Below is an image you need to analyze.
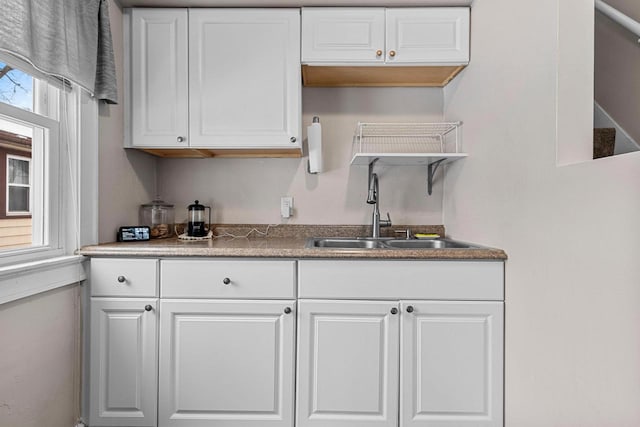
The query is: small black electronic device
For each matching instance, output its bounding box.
[117,226,151,242]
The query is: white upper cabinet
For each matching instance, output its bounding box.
[302,7,469,65]
[126,8,301,154]
[189,9,301,149]
[301,8,386,63]
[386,8,469,64]
[128,9,189,148]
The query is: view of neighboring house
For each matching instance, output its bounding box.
[0,129,32,249]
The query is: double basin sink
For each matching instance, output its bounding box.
[306,237,479,250]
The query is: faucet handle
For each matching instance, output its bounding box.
[395,229,412,239]
[381,212,392,228]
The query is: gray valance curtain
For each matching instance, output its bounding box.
[0,0,118,104]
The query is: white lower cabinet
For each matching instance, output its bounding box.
[89,298,159,427]
[158,299,296,427]
[296,260,504,427]
[296,300,400,427]
[88,258,503,427]
[88,258,159,427]
[400,301,503,427]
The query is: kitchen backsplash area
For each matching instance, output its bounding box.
[157,86,448,227]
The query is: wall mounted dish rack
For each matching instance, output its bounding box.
[351,122,467,195]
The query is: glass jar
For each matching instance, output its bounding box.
[139,198,175,239]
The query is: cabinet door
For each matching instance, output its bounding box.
[386,8,470,64]
[89,298,158,427]
[159,299,296,427]
[129,9,189,147]
[297,300,399,427]
[301,8,386,63]
[400,301,503,427]
[189,9,301,149]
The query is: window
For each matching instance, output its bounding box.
[0,52,98,303]
[0,55,60,258]
[7,155,31,214]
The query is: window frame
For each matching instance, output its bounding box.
[0,50,97,303]
[0,53,69,266]
[6,154,32,216]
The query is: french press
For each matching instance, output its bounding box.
[187,200,211,237]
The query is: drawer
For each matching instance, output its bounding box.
[298,260,504,301]
[161,259,296,298]
[90,258,159,297]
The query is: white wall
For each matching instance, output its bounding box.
[159,87,445,226]
[98,0,157,243]
[444,0,640,425]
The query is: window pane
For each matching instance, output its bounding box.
[0,62,34,112]
[8,158,29,185]
[8,186,29,212]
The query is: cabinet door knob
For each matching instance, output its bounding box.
[284,307,292,314]
[290,136,297,143]
[376,49,383,57]
[117,276,126,283]
[406,305,414,313]
[389,50,396,58]
[177,136,185,143]
[145,305,153,312]
[390,307,398,315]
[222,277,231,285]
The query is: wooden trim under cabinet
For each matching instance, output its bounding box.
[302,64,466,87]
[135,148,303,159]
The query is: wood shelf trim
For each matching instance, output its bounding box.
[302,65,466,87]
[137,148,302,159]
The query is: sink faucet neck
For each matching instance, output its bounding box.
[366,162,391,238]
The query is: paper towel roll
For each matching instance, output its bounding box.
[307,116,323,174]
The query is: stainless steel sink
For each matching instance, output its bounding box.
[306,238,388,249]
[305,237,479,250]
[383,239,476,249]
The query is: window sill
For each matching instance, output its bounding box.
[0,255,86,305]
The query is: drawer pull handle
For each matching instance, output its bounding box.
[117,276,126,283]
[145,305,153,312]
[284,307,292,314]
[222,277,231,285]
[390,307,398,315]
[406,305,414,313]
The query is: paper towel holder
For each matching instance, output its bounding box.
[306,116,323,174]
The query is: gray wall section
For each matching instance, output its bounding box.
[595,0,640,144]
[0,285,82,427]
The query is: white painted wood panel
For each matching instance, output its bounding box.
[91,258,159,297]
[301,8,386,62]
[298,260,504,300]
[159,299,295,427]
[130,9,189,147]
[386,8,470,64]
[296,300,399,427]
[161,259,296,298]
[89,298,158,427]
[189,9,301,149]
[400,301,503,427]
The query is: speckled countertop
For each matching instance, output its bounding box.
[78,224,507,260]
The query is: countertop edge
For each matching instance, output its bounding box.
[77,246,508,260]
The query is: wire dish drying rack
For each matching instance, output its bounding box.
[351,122,467,194]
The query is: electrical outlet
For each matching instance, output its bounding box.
[281,196,293,218]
